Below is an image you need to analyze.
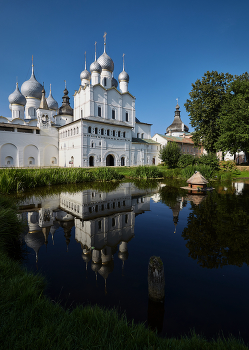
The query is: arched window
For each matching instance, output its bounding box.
[103,77,107,87]
[81,109,83,118]
[141,133,144,139]
[118,131,120,137]
[126,112,128,122]
[77,127,79,134]
[113,130,115,137]
[112,109,115,119]
[95,127,98,134]
[66,131,67,137]
[98,106,101,117]
[137,133,140,138]
[88,126,91,133]
[107,129,110,136]
[123,132,126,138]
[101,128,104,135]
[91,142,94,148]
[74,128,75,135]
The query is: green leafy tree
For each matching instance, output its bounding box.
[216,72,249,161]
[184,71,233,154]
[159,142,181,168]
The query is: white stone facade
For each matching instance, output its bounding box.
[1,41,160,168]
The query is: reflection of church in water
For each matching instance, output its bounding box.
[20,183,161,289]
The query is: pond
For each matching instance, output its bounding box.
[18,180,249,342]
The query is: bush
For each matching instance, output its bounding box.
[181,164,214,180]
[177,154,195,168]
[131,166,163,179]
[159,142,181,168]
[219,160,237,172]
[196,153,220,170]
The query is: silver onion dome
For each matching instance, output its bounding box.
[8,83,26,106]
[21,65,43,99]
[97,52,114,72]
[118,70,129,82]
[90,60,102,73]
[112,77,118,88]
[46,86,58,110]
[80,69,91,81]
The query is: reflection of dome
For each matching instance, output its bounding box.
[98,260,114,280]
[24,231,45,262]
[97,52,114,72]
[91,261,102,272]
[8,83,26,105]
[21,64,43,99]
[118,251,129,261]
[118,70,129,82]
[82,252,92,263]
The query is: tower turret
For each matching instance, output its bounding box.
[118,53,129,93]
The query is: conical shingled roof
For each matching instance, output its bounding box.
[187,171,208,185]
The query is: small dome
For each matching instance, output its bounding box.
[90,60,102,73]
[97,52,114,72]
[80,69,91,81]
[111,77,118,88]
[8,83,26,106]
[46,86,58,110]
[118,70,129,82]
[91,261,102,272]
[21,65,43,99]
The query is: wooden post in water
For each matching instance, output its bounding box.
[147,256,165,332]
[148,256,165,302]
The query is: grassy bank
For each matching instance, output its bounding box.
[0,197,248,349]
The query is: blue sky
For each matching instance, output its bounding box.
[1,0,249,135]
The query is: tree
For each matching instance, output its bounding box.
[184,71,233,154]
[159,142,181,168]
[216,72,249,161]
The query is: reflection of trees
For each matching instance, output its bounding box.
[182,191,249,268]
[160,184,186,208]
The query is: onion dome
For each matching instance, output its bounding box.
[80,52,91,80]
[111,76,118,88]
[97,43,114,72]
[21,61,43,99]
[80,69,91,80]
[118,70,129,82]
[98,260,114,280]
[118,251,129,261]
[82,252,92,263]
[8,83,26,106]
[58,86,73,116]
[46,84,58,110]
[90,60,102,73]
[118,54,129,82]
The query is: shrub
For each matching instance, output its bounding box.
[196,153,219,170]
[131,166,163,179]
[177,154,195,168]
[181,164,214,180]
[159,142,181,168]
[219,160,237,172]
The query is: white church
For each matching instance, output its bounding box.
[1,35,162,168]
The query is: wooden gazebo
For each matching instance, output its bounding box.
[187,171,208,190]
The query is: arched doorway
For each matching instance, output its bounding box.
[89,156,94,167]
[121,157,125,166]
[106,154,114,166]
[152,157,156,165]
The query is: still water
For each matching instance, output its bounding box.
[19,180,249,341]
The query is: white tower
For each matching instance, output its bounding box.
[90,42,102,86]
[97,32,114,89]
[8,82,26,120]
[21,56,43,119]
[118,53,129,93]
[80,52,91,87]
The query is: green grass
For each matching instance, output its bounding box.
[233,170,249,178]
[0,194,249,349]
